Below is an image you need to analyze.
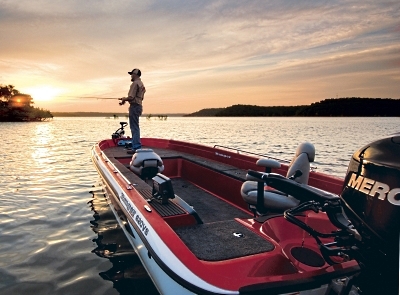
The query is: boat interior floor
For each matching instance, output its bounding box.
[171,178,250,223]
[175,219,274,261]
[104,146,276,261]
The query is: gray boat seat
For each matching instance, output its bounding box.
[129,149,164,179]
[240,142,315,212]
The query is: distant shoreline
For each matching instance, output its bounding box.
[52,112,186,117]
[185,97,400,117]
[51,97,400,117]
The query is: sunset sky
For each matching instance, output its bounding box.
[1,0,399,114]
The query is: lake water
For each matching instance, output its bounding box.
[0,116,398,295]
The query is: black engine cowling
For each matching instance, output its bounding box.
[340,133,400,294]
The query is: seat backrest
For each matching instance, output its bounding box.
[130,149,164,178]
[286,142,315,184]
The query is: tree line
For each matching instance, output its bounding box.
[0,85,53,122]
[185,97,400,117]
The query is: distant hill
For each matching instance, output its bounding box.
[216,105,304,116]
[185,108,224,116]
[185,97,400,117]
[297,97,400,116]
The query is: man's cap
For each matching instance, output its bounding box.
[128,69,141,77]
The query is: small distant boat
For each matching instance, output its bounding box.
[91,122,399,295]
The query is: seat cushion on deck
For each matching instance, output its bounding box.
[240,142,315,212]
[129,149,164,176]
[240,181,300,211]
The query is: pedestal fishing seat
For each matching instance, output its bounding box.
[129,149,164,179]
[241,142,315,214]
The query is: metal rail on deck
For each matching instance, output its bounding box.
[213,145,318,171]
[213,145,291,163]
[101,151,135,189]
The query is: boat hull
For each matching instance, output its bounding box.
[104,186,198,295]
[91,138,359,295]
[92,147,240,295]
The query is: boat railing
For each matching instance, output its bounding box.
[213,144,317,171]
[213,144,291,163]
[101,151,134,189]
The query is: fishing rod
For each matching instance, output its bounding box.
[59,95,128,105]
[58,95,132,106]
[59,96,122,100]
[80,96,122,100]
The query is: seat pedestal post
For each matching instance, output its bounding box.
[256,167,272,214]
[256,181,265,214]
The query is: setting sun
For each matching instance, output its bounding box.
[25,85,62,102]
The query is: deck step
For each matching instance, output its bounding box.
[138,189,186,217]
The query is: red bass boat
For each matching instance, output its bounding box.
[91,122,399,295]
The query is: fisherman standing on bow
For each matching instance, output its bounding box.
[119,68,146,154]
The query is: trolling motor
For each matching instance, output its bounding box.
[111,122,132,147]
[112,121,128,139]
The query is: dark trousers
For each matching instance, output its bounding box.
[128,104,143,149]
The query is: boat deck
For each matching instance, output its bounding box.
[92,139,361,293]
[102,145,275,261]
[104,145,249,182]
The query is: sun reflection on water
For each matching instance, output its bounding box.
[31,123,57,166]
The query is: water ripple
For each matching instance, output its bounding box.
[0,117,399,294]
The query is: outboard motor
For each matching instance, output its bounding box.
[340,133,400,294]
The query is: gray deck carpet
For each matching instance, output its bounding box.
[171,178,250,223]
[106,148,272,261]
[175,220,274,261]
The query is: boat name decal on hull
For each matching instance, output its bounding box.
[120,192,149,236]
[215,152,231,159]
[135,214,149,236]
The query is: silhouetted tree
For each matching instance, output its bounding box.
[0,84,53,121]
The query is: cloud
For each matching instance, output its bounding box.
[1,0,399,113]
